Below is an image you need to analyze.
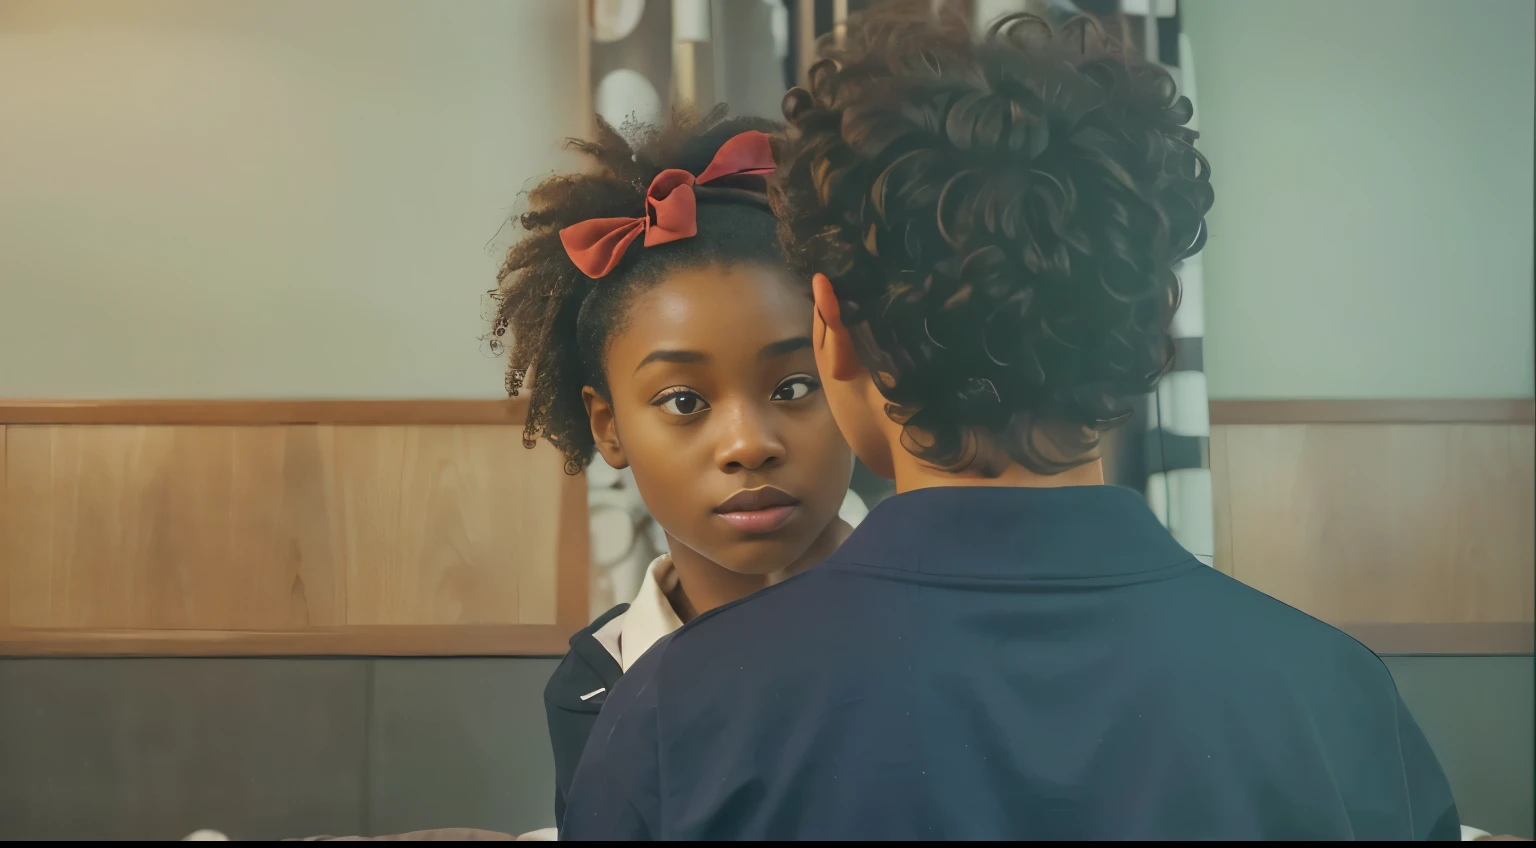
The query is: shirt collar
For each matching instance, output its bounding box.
[618,554,685,671]
[828,484,1198,581]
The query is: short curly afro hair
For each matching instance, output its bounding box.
[770,9,1213,476]
[491,106,786,474]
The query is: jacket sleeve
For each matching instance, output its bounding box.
[541,606,627,828]
[1393,693,1461,841]
[545,659,606,828]
[559,638,666,841]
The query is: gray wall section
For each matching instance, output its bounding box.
[0,657,560,840]
[367,659,559,837]
[0,656,1528,839]
[1383,655,1535,839]
[0,658,372,840]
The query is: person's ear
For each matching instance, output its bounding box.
[582,386,628,469]
[811,273,863,382]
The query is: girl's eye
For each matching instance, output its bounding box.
[771,376,820,402]
[654,391,709,416]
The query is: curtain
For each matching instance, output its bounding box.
[1135,3,1215,566]
[1084,0,1215,565]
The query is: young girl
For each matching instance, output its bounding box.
[489,108,855,832]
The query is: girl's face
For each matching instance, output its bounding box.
[584,262,853,576]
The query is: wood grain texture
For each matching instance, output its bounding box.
[4,425,315,630]
[0,399,527,425]
[1216,423,1535,633]
[0,422,582,656]
[318,426,562,627]
[1209,399,1534,425]
[555,462,591,636]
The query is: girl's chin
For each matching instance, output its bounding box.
[705,537,819,577]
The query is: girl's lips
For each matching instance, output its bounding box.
[714,485,799,513]
[714,504,798,535]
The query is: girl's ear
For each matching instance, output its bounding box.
[583,386,628,469]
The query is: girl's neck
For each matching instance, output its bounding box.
[662,517,852,623]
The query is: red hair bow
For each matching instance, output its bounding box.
[558,130,775,279]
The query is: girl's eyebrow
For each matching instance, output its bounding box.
[634,349,707,373]
[760,336,812,358]
[635,336,810,374]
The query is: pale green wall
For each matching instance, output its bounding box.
[0,0,583,399]
[1184,0,1534,400]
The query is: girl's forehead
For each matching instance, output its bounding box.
[616,265,812,352]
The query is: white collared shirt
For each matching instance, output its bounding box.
[590,554,685,673]
[586,489,870,672]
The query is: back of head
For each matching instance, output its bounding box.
[770,8,1213,475]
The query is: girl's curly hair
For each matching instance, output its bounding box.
[770,10,1213,475]
[490,106,786,474]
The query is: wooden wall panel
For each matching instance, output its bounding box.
[5,426,326,630]
[321,425,562,627]
[0,412,584,656]
[1215,423,1534,630]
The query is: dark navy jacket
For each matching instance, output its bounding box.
[561,486,1459,840]
[544,603,628,826]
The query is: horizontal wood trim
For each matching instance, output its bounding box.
[1209,399,1534,425]
[7,623,1520,658]
[1340,622,1534,656]
[8,398,1529,426]
[12,398,1526,425]
[0,625,571,658]
[0,398,528,425]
